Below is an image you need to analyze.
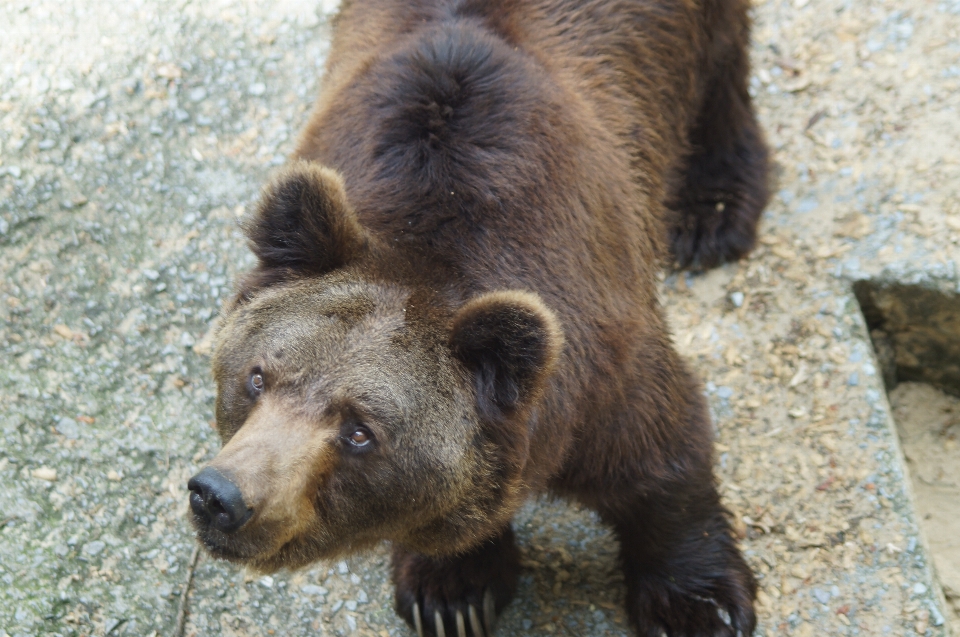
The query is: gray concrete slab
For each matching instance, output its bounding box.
[1,0,958,636]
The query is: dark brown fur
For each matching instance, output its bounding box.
[190,1,769,635]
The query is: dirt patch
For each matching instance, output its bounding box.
[890,382,960,633]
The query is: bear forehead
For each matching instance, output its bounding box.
[246,280,405,322]
[232,280,409,328]
[219,279,425,369]
[214,279,460,424]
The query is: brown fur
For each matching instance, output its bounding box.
[189,1,770,635]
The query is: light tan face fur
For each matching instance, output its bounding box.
[204,395,340,563]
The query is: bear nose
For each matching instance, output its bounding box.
[187,467,252,533]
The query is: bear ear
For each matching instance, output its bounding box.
[450,291,563,418]
[244,161,368,276]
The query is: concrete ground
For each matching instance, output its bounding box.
[1,0,958,635]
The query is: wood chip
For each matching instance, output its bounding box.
[53,324,77,339]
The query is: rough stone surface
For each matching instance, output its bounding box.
[1,0,957,636]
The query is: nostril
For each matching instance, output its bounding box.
[186,467,252,533]
[188,489,210,521]
[206,495,227,516]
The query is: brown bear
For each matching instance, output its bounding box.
[187,1,770,635]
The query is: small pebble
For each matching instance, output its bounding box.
[32,467,57,481]
[82,541,106,557]
[56,417,80,439]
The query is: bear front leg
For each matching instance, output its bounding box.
[392,525,520,637]
[601,479,757,637]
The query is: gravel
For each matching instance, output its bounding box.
[1,0,957,635]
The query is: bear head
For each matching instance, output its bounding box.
[187,161,563,572]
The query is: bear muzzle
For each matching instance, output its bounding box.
[187,397,340,564]
[188,466,253,534]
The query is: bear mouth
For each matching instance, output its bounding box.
[192,520,310,572]
[190,516,276,563]
[195,532,261,561]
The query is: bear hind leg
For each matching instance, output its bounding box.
[670,112,769,271]
[392,525,520,637]
[670,17,770,270]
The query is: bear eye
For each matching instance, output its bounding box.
[347,426,373,448]
[249,370,265,395]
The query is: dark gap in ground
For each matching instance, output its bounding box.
[854,281,960,397]
[855,281,960,632]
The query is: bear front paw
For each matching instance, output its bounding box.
[391,528,520,637]
[402,587,497,637]
[626,567,756,637]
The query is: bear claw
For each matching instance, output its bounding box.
[408,590,496,637]
[435,610,446,637]
[413,602,424,637]
[470,602,485,637]
[484,589,496,634]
